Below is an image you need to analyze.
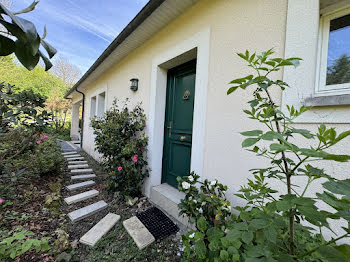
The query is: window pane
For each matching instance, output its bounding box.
[326,14,350,85]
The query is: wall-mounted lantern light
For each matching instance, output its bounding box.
[130,78,139,91]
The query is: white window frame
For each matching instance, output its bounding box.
[90,96,97,119]
[316,5,350,94]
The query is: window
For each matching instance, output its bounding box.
[90,96,96,118]
[97,92,105,117]
[318,7,350,93]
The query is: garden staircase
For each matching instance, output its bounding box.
[61,150,120,247]
[61,149,159,249]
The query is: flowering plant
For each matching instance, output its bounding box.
[177,172,231,227]
[92,99,149,198]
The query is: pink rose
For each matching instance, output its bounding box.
[36,140,42,145]
[118,166,123,171]
[29,142,33,145]
[138,148,141,151]
[11,221,18,226]
[45,256,49,261]
[132,154,138,163]
[0,198,4,204]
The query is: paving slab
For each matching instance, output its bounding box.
[123,216,155,250]
[71,174,96,181]
[68,161,88,165]
[66,157,84,161]
[64,189,99,205]
[68,164,89,169]
[70,168,93,174]
[68,200,108,222]
[62,151,77,155]
[64,154,80,158]
[66,180,95,191]
[80,213,120,246]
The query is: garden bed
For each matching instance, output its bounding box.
[58,151,183,262]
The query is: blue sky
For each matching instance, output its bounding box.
[11,0,149,73]
[327,26,350,67]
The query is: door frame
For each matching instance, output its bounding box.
[144,28,210,197]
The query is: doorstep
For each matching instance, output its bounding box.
[149,183,191,228]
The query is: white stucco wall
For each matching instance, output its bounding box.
[70,0,350,238]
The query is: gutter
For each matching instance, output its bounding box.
[74,87,85,148]
[64,0,166,99]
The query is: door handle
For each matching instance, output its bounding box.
[180,136,186,141]
[167,121,172,137]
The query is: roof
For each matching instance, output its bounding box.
[65,0,197,98]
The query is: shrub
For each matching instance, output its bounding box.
[177,172,231,227]
[179,50,350,261]
[92,99,149,197]
[30,137,65,176]
[0,228,51,260]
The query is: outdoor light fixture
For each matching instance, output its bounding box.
[130,78,139,91]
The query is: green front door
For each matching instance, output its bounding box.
[162,60,196,187]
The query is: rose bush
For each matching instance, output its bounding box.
[92,99,149,198]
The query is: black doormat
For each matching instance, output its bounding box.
[136,207,179,241]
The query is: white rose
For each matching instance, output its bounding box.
[193,199,197,203]
[182,182,190,190]
[189,233,195,238]
[198,207,203,213]
[201,202,206,206]
[188,175,194,182]
[188,196,192,200]
[210,180,216,186]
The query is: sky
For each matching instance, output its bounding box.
[11,0,149,74]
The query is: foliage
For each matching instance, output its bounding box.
[46,88,71,133]
[0,1,57,70]
[30,137,65,176]
[0,82,49,134]
[0,56,67,98]
[177,172,231,227]
[0,228,50,260]
[179,50,350,261]
[327,54,350,85]
[92,99,149,198]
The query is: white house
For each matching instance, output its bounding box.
[65,0,350,230]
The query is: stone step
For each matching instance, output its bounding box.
[62,151,77,155]
[68,164,89,169]
[80,213,120,247]
[64,154,81,158]
[66,180,95,191]
[66,157,84,161]
[64,189,99,205]
[72,140,80,144]
[68,200,108,223]
[123,216,155,250]
[71,168,93,174]
[68,161,88,165]
[71,174,96,181]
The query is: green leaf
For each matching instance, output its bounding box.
[242,231,253,244]
[334,244,350,261]
[195,240,207,259]
[39,50,53,71]
[220,250,229,261]
[41,39,57,58]
[316,245,348,262]
[242,138,259,148]
[207,227,224,241]
[14,40,40,70]
[0,35,15,56]
[323,179,350,196]
[13,1,39,15]
[270,143,289,152]
[21,240,33,253]
[335,130,350,144]
[240,130,263,137]
[196,216,207,232]
[227,86,239,95]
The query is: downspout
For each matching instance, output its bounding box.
[74,87,85,148]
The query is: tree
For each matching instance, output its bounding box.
[0,1,56,70]
[0,55,66,98]
[51,57,81,88]
[327,54,350,85]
